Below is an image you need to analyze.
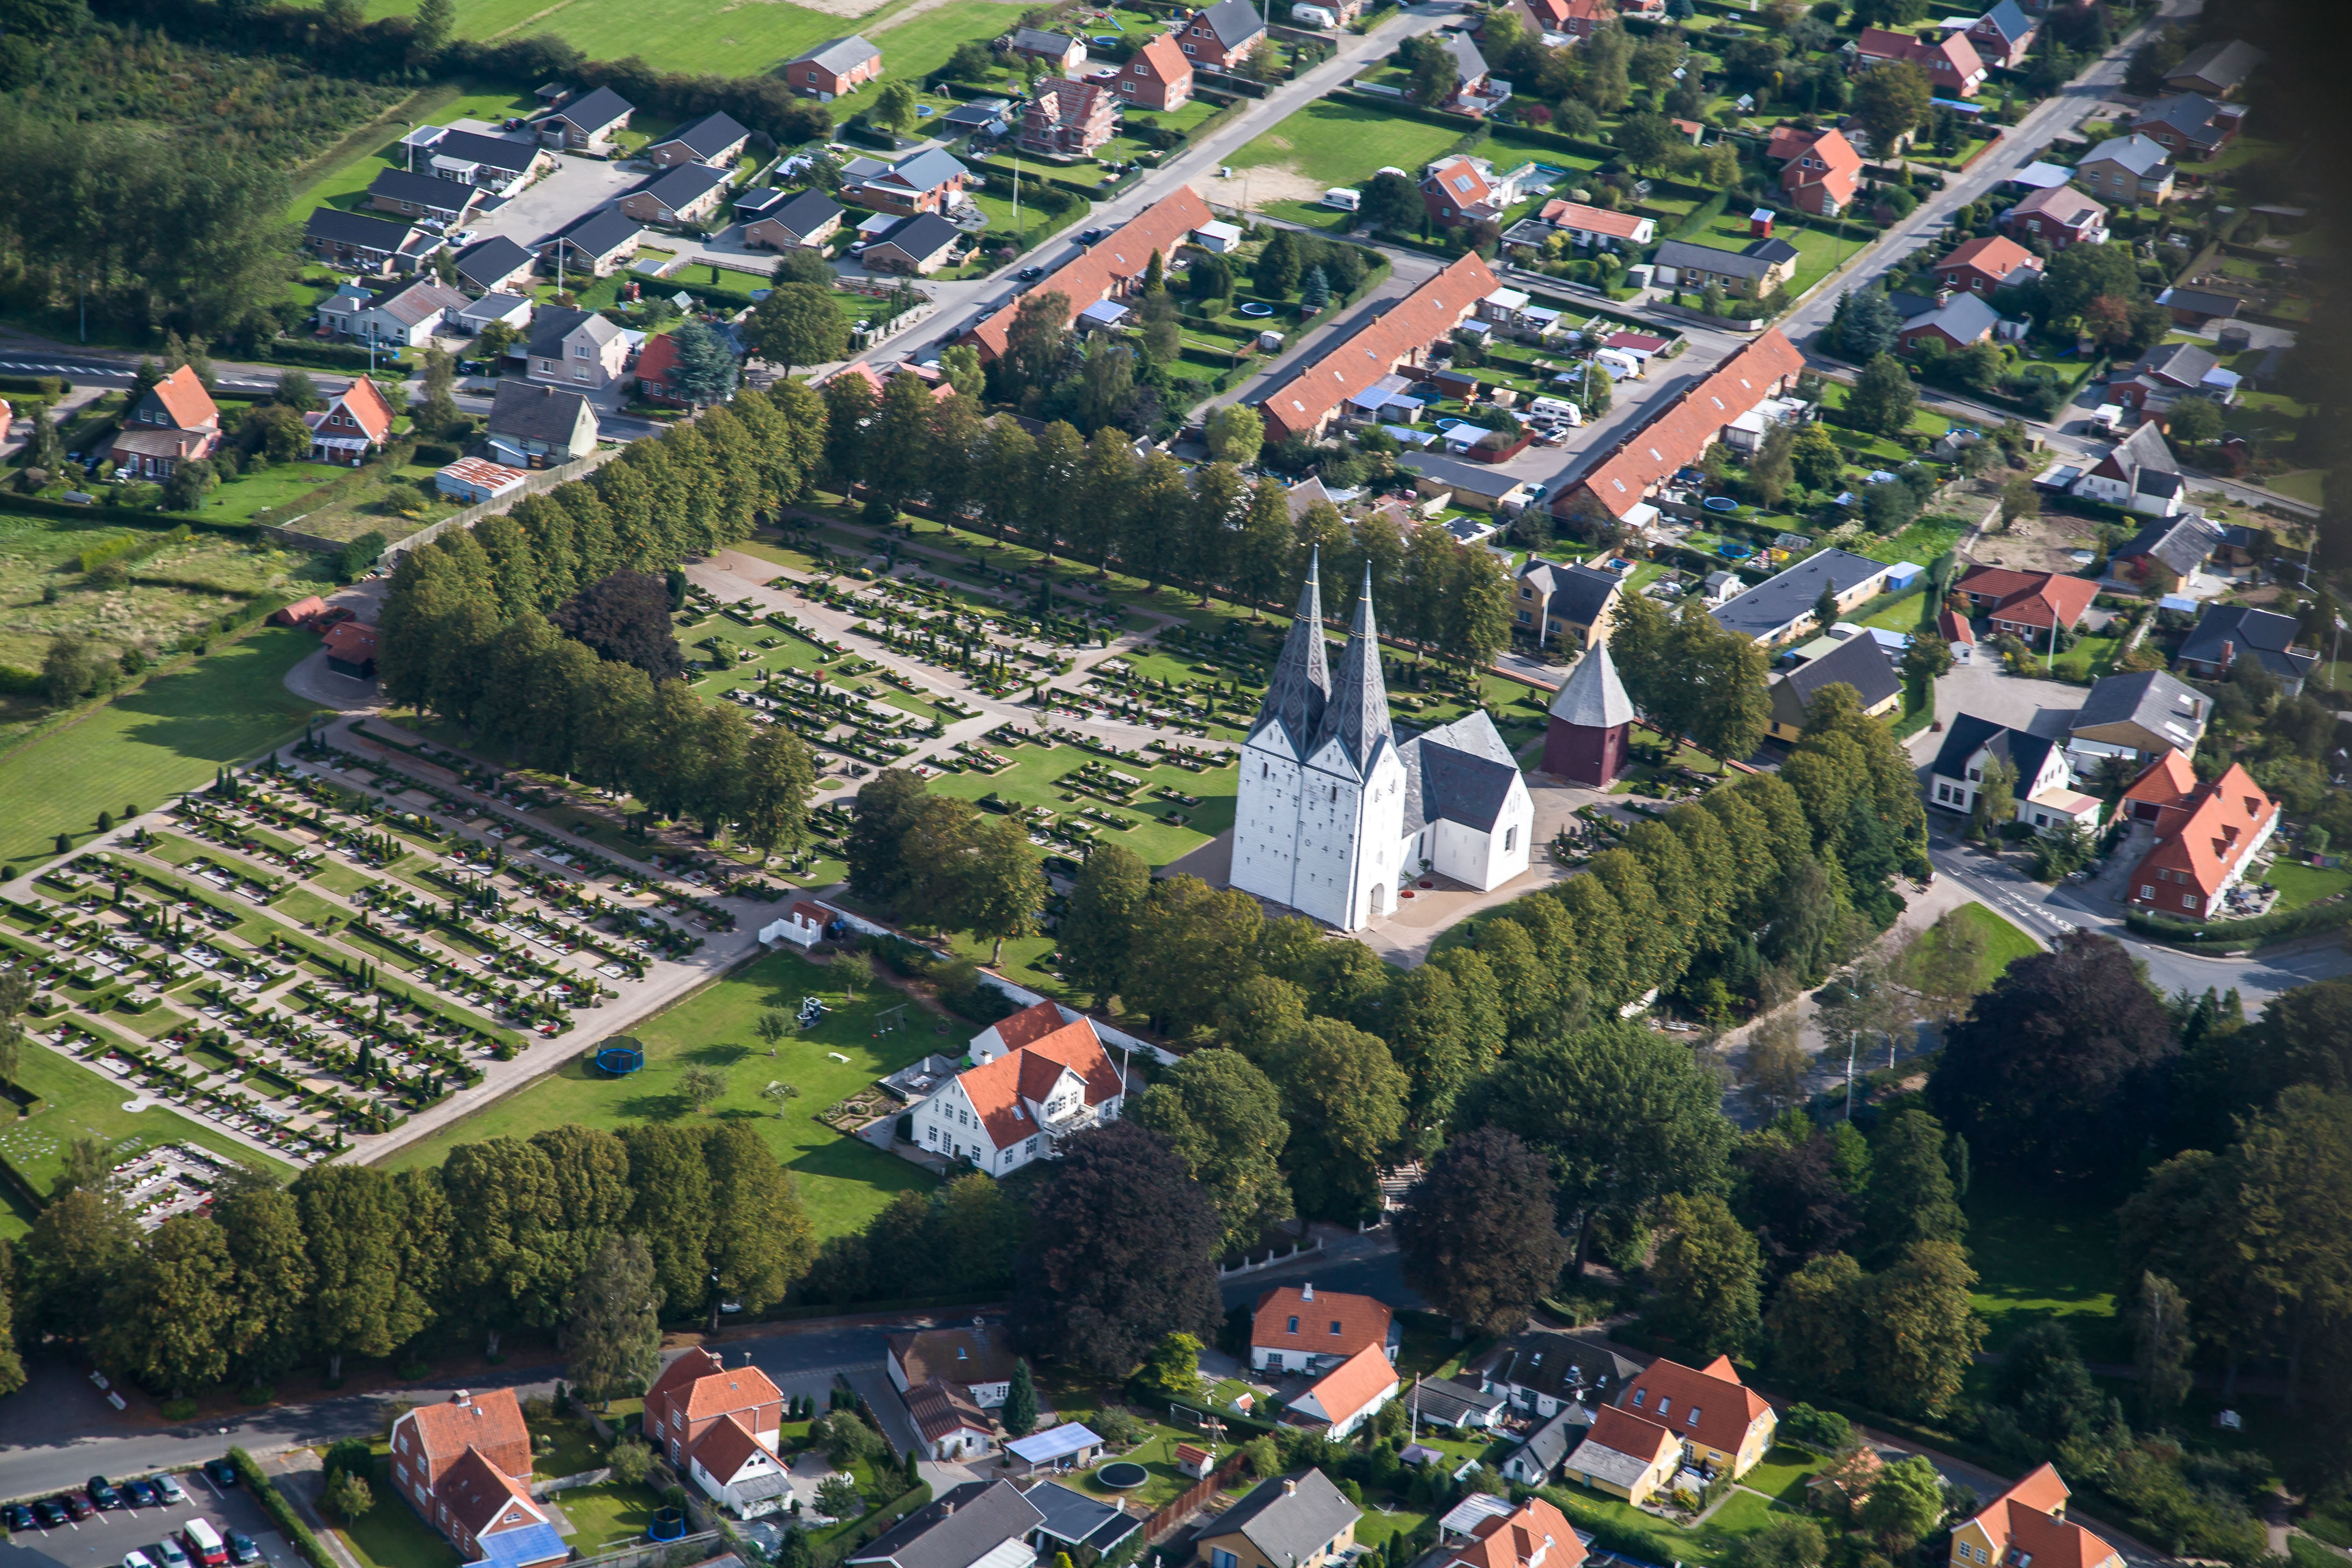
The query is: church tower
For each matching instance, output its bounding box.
[1231,560,1408,931]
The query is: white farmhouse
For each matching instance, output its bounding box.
[909,1003,1125,1175]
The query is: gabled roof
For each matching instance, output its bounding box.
[1622,1355,1773,1459]
[453,235,536,291]
[1467,1329,1641,1402]
[791,34,883,72]
[870,212,964,262]
[867,146,970,194]
[487,381,598,443]
[144,365,220,431]
[548,85,634,132]
[905,1378,993,1444]
[889,1326,1021,1388]
[526,305,622,360]
[439,1447,548,1540]
[323,620,378,662]
[653,110,749,160]
[950,1019,1122,1149]
[330,377,398,442]
[967,188,1213,360]
[975,999,1078,1054]
[1130,32,1191,81]
[2117,513,2222,576]
[1854,25,1983,78]
[1445,1497,1587,1568]
[1521,556,1622,628]
[1011,26,1076,53]
[647,1345,787,1424]
[1972,0,2032,44]
[757,189,846,237]
[433,128,544,172]
[1779,629,1901,711]
[2133,93,2239,148]
[1022,1482,1140,1556]
[1962,1465,2122,1568]
[2178,603,2315,681]
[1252,1285,1394,1357]
[1289,1342,1399,1427]
[551,206,643,259]
[368,167,478,210]
[1539,200,1649,240]
[849,1481,1045,1568]
[377,278,471,327]
[1935,234,2038,282]
[1259,252,1497,439]
[1903,290,2001,345]
[1439,29,1488,81]
[1549,641,1635,730]
[1191,0,1265,48]
[2135,340,2221,388]
[2070,669,2206,747]
[690,1413,780,1484]
[396,1389,531,1481]
[2165,38,2262,92]
[2080,132,2172,177]
[1653,236,1781,281]
[306,207,419,252]
[1709,543,1884,640]
[1427,157,1496,208]
[1573,331,1804,522]
[637,161,733,209]
[1930,712,2060,787]
[2157,286,2239,319]
[2007,183,2107,228]
[1580,1404,1679,1471]
[1203,1471,1362,1565]
[1402,712,1522,834]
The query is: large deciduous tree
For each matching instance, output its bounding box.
[1396,1127,1569,1335]
[564,1233,662,1405]
[1130,1048,1293,1253]
[553,570,688,681]
[1264,1018,1408,1220]
[1650,1193,1763,1357]
[1058,844,1151,1009]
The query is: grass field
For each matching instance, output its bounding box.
[2260,858,2352,912]
[1229,99,1463,193]
[0,626,328,870]
[0,1045,293,1239]
[1907,901,2042,995]
[1964,1172,2129,1361]
[380,943,940,1239]
[925,742,1238,869]
[287,80,540,221]
[1677,212,1856,302]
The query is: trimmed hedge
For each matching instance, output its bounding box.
[2125,897,2352,948]
[228,1448,335,1568]
[0,492,252,535]
[81,522,192,574]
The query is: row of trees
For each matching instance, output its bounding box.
[9,1122,812,1398]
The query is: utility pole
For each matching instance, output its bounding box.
[1844,1029,1858,1121]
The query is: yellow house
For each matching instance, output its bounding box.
[1621,1355,1777,1480]
[1566,1405,1681,1507]
[1950,1465,2121,1568]
[1514,558,1625,651]
[1763,631,1906,742]
[1195,1471,1360,1568]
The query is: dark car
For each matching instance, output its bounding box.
[62,1493,95,1521]
[226,1534,261,1566]
[125,1479,160,1509]
[88,1478,122,1510]
[1017,265,1045,281]
[1077,227,1107,245]
[4,1503,36,1531]
[201,1460,239,1490]
[32,1499,67,1529]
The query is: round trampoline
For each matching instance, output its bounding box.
[1702,495,1740,513]
[1096,1463,1151,1490]
[1237,302,1276,317]
[1716,542,1755,560]
[649,1509,688,1543]
[595,1036,646,1076]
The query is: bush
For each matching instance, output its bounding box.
[608,1437,653,1485]
[1781,1403,1854,1454]
[229,1449,335,1568]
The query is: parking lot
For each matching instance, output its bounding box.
[0,1472,300,1568]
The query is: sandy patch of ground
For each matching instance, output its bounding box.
[1967,509,2106,577]
[867,0,1026,25]
[1189,159,1327,209]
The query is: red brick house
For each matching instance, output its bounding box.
[785,36,883,100]
[305,378,396,466]
[1768,125,1861,218]
[1952,565,2099,651]
[1177,0,1266,71]
[1854,26,1987,96]
[389,1391,563,1568]
[1423,157,1502,226]
[2001,183,2109,249]
[2122,754,2278,921]
[1116,33,1194,111]
[1018,77,1116,157]
[1934,234,2042,296]
[107,365,220,480]
[646,1348,786,1472]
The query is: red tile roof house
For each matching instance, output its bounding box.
[907,1000,1127,1174]
[687,1412,796,1517]
[1250,1283,1399,1375]
[1019,78,1116,158]
[1538,200,1654,251]
[1177,0,1267,71]
[305,378,396,466]
[1950,1467,2124,1568]
[1424,158,1504,227]
[1282,1343,1399,1439]
[1116,33,1194,111]
[886,1325,1017,1459]
[1539,0,1613,40]
[390,1390,566,1568]
[1933,234,2042,296]
[1767,125,1862,218]
[107,365,220,480]
[1964,0,2039,69]
[647,1348,788,1478]
[1553,328,1806,522]
[1439,1498,1587,1568]
[324,620,380,677]
[1258,252,1499,442]
[2001,183,2109,249]
[786,36,883,100]
[633,331,693,407]
[966,188,1214,361]
[1952,565,2099,652]
[1853,26,1986,96]
[1621,1355,1778,1482]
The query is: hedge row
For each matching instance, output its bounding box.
[0,492,254,536]
[2126,895,2352,948]
[80,522,192,575]
[228,1449,335,1568]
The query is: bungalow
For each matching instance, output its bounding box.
[2155,285,2240,327]
[451,235,538,296]
[841,146,971,216]
[644,111,750,169]
[1177,0,1266,70]
[306,378,397,466]
[457,291,534,334]
[849,1481,1042,1568]
[787,36,884,100]
[2068,668,2207,760]
[1932,235,2041,296]
[1283,1344,1398,1439]
[2112,513,2223,586]
[1258,253,1497,442]
[1537,199,1654,249]
[2075,134,2175,205]
[1514,556,1623,650]
[405,126,553,194]
[1250,1284,1397,1376]
[618,162,736,227]
[486,382,601,465]
[541,207,646,277]
[2120,755,2280,919]
[1767,125,1862,218]
[2161,38,2263,99]
[436,456,530,504]
[1621,1355,1777,1481]
[1009,26,1087,73]
[1434,31,1507,116]
[2110,341,2239,411]
[316,277,470,347]
[1567,1405,1681,1507]
[1018,77,1116,158]
[1929,715,2072,817]
[2130,93,2246,160]
[368,167,481,226]
[1650,236,1796,297]
[1952,564,2099,650]
[1898,290,2001,353]
[1854,25,1986,95]
[888,1325,1018,1407]
[2000,183,2108,248]
[1193,1472,1359,1568]
[1952,1468,2124,1568]
[861,212,965,275]
[305,207,433,274]
[2176,603,2319,692]
[745,189,846,251]
[1764,630,1902,741]
[538,85,634,150]
[524,306,630,390]
[1024,1483,1142,1564]
[1117,33,1194,110]
[1711,546,1892,646]
[106,366,219,479]
[1963,0,2038,68]
[2070,421,2186,516]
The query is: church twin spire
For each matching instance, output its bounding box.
[1247,552,1391,772]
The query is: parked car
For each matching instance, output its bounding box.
[1017,265,1045,281]
[125,1479,160,1509]
[153,1476,186,1507]
[183,1518,230,1567]
[31,1499,66,1529]
[62,1493,95,1521]
[1077,227,1107,245]
[126,1552,158,1568]
[155,1541,192,1568]
[227,1533,261,1566]
[88,1478,122,1510]
[4,1503,36,1532]
[201,1460,238,1489]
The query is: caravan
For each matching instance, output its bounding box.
[1528,396,1584,425]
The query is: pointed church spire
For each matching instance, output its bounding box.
[1249,548,1331,751]
[1315,564,1392,769]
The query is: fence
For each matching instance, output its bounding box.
[565,1531,726,1568]
[381,445,628,562]
[1139,1453,1250,1542]
[530,1467,613,1499]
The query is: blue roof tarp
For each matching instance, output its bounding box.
[468,1524,568,1568]
[1006,1424,1104,1465]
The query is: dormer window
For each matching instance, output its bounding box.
[1656,1397,1670,1417]
[1287,1315,1300,1334]
[1632,1389,1646,1408]
[1686,1408,1700,1426]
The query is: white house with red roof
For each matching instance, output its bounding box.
[687,1414,796,1517]
[1282,1343,1398,1438]
[759,901,834,949]
[1950,1466,2123,1568]
[911,1002,1126,1174]
[1250,1283,1399,1375]
[307,378,397,466]
[1538,199,1654,250]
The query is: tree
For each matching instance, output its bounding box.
[745,283,849,374]
[1012,1122,1223,1376]
[1396,1128,1569,1335]
[326,1470,375,1524]
[1903,634,1953,687]
[680,1065,729,1114]
[1740,1013,1811,1117]
[2131,1271,2194,1422]
[772,246,834,287]
[1859,1241,1985,1415]
[97,1214,241,1395]
[664,319,740,408]
[1853,60,1931,155]
[874,80,920,138]
[1140,1331,1202,1402]
[1206,403,1264,466]
[1125,876,1263,1036]
[704,1123,816,1332]
[1996,1319,2099,1446]
[1858,1454,1945,1553]
[1931,933,2178,1180]
[554,570,687,681]
[607,1437,653,1486]
[410,0,454,54]
[563,1233,661,1404]
[1255,230,1301,298]
[1263,1018,1408,1220]
[1059,843,1150,1008]
[1409,44,1460,107]
[1751,423,1797,509]
[1908,909,1987,1031]
[1863,1109,1965,1264]
[1464,1018,1735,1271]
[1848,354,1918,438]
[2166,395,2223,447]
[1766,1251,1866,1391]
[1614,112,1681,174]
[956,813,1049,962]
[1002,1360,1040,1437]
[740,725,816,865]
[1780,1403,1853,1456]
[1728,1520,1828,1568]
[1360,171,1421,233]
[214,1177,314,1385]
[1132,1048,1292,1252]
[1651,1193,1763,1356]
[1835,291,1901,361]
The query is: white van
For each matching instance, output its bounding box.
[1322,187,1361,211]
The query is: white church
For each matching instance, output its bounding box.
[1229,556,1534,931]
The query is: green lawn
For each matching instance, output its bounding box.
[380,944,941,1240]
[0,627,328,870]
[1862,516,1966,568]
[1861,591,1933,634]
[1228,98,1463,191]
[0,1040,294,1237]
[2048,632,2121,684]
[1738,1447,1829,1506]
[340,1459,459,1568]
[1964,1173,2129,1362]
[1676,212,1858,302]
[2260,859,2352,912]
[1903,901,2041,995]
[286,80,541,222]
[549,1478,662,1552]
[924,741,1237,870]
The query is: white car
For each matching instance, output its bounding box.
[153,1476,186,1507]
[450,228,479,246]
[125,1552,157,1568]
[156,1543,192,1568]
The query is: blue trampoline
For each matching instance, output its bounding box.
[1702,495,1740,513]
[1716,542,1755,560]
[595,1036,646,1076]
[648,1509,688,1543]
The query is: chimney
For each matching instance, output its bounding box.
[1300,1283,1313,1301]
[2222,639,2234,665]
[1282,1480,1298,1497]
[452,1390,471,1405]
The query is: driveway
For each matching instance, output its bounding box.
[470,153,647,251]
[1911,661,2087,759]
